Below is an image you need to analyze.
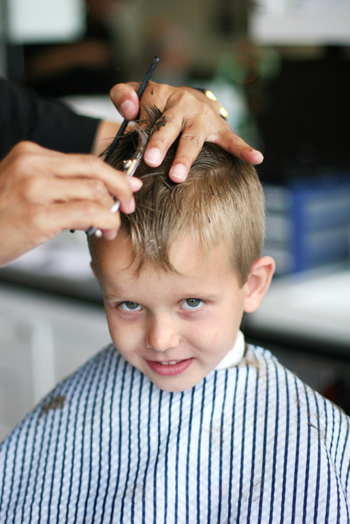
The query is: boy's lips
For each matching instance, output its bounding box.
[145,358,193,376]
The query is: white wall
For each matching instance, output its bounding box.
[0,284,111,442]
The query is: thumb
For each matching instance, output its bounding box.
[109,82,140,120]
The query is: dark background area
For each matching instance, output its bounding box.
[255,47,350,183]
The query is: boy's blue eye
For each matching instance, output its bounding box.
[182,298,204,310]
[120,301,142,311]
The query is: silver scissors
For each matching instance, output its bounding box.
[86,125,148,238]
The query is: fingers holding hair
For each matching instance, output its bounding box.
[110,81,264,184]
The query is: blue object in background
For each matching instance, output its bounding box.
[264,174,350,274]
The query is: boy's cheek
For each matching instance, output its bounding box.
[109,329,136,356]
[107,317,142,353]
[197,313,235,344]
[104,311,128,346]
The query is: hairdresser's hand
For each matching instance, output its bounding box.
[110,81,264,183]
[0,142,142,267]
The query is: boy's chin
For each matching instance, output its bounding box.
[148,374,202,393]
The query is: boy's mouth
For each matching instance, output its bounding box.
[145,358,193,376]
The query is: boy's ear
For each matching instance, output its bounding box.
[243,256,275,313]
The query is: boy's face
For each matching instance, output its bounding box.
[92,233,250,392]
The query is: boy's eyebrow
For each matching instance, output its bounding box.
[103,292,127,302]
[104,294,121,301]
[103,290,220,302]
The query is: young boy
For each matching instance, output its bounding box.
[1,111,349,523]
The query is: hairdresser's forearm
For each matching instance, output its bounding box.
[91,121,121,157]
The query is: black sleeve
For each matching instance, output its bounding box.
[0,78,101,160]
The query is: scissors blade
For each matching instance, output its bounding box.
[123,126,149,177]
[104,126,149,215]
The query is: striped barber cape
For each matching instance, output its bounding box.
[0,344,350,523]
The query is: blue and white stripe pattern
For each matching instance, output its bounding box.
[0,344,350,523]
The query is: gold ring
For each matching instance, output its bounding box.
[194,88,229,121]
[203,89,217,101]
[219,106,229,121]
[202,90,228,121]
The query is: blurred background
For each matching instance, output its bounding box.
[0,0,350,439]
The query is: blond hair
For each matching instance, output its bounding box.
[95,108,265,286]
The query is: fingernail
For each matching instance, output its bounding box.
[144,148,163,166]
[120,100,136,119]
[123,197,135,213]
[251,149,264,162]
[169,164,187,182]
[128,177,143,191]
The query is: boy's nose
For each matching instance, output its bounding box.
[146,315,180,352]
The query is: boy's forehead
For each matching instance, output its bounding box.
[92,232,239,286]
[90,233,133,274]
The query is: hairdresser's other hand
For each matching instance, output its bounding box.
[0,142,142,267]
[110,81,264,183]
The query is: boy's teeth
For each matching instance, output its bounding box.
[161,360,180,366]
